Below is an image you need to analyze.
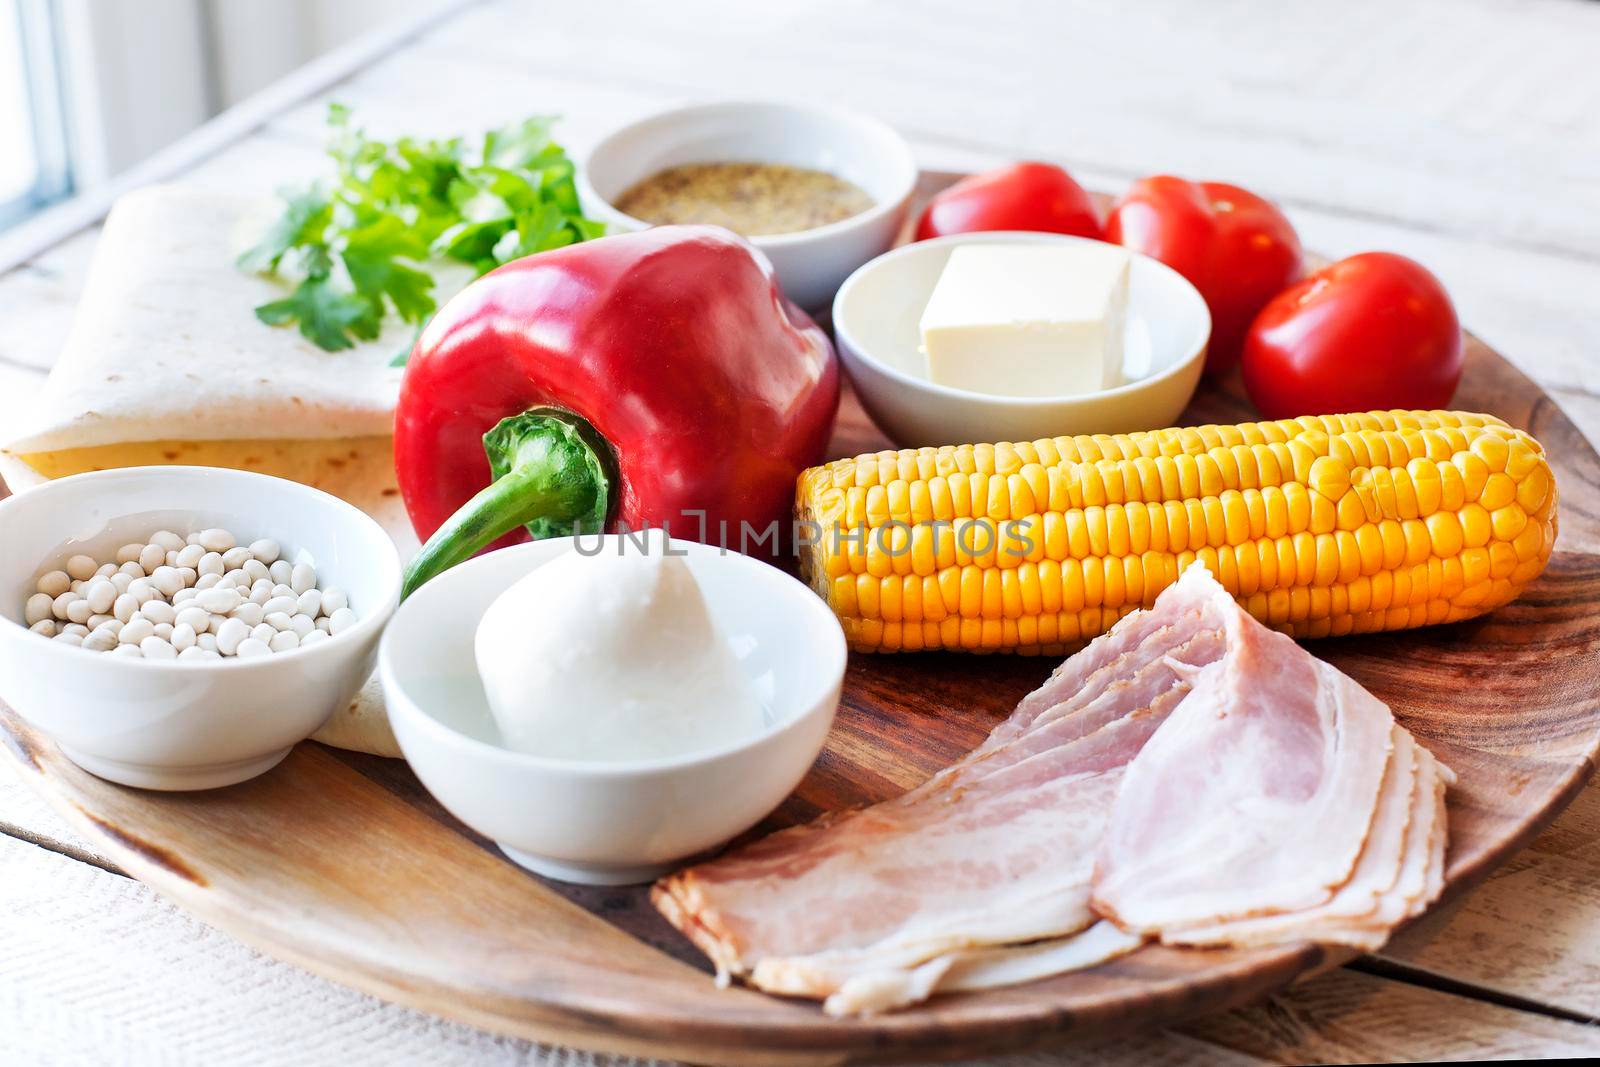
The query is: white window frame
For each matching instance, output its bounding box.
[0,0,73,229]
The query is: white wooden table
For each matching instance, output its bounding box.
[2,0,1599,1061]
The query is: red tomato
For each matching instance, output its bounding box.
[914,162,1102,242]
[1106,176,1303,375]
[1241,252,1462,419]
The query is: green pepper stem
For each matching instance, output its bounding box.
[401,407,616,599]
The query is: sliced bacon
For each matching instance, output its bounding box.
[652,564,1453,1016]
[651,566,1233,1009]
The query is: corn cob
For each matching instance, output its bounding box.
[796,410,1557,654]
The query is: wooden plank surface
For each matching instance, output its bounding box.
[1,0,1598,1062]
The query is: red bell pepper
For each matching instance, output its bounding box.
[394,225,840,597]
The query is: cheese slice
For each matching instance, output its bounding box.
[918,243,1130,398]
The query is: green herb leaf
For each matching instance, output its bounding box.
[241,104,605,352]
[236,188,331,274]
[255,276,379,352]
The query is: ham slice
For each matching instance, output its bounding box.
[652,566,1234,1012]
[652,564,1452,1016]
[1090,576,1453,948]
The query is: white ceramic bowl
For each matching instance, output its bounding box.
[382,535,846,886]
[833,231,1213,447]
[578,100,918,310]
[0,467,400,790]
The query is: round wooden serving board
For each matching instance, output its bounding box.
[4,178,1599,1065]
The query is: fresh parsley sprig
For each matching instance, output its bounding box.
[238,104,606,356]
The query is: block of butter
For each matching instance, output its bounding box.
[918,243,1131,398]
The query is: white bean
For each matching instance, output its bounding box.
[288,614,315,637]
[194,572,222,590]
[137,600,176,626]
[171,623,197,652]
[112,593,138,623]
[110,573,133,593]
[149,566,184,597]
[172,588,198,605]
[95,562,119,578]
[177,567,198,588]
[111,643,142,658]
[51,591,79,620]
[214,618,249,656]
[243,559,270,583]
[54,633,83,647]
[299,629,329,647]
[115,544,144,565]
[138,544,166,573]
[175,607,210,632]
[222,546,253,569]
[327,607,357,635]
[118,618,155,646]
[65,599,93,624]
[199,528,235,552]
[223,568,248,586]
[66,554,98,581]
[70,580,86,594]
[84,578,116,614]
[269,560,292,585]
[140,636,177,660]
[235,638,270,659]
[177,645,209,661]
[249,581,272,604]
[24,593,53,625]
[268,630,299,653]
[61,623,88,637]
[249,539,280,564]
[215,575,239,590]
[83,628,118,652]
[196,633,218,653]
[126,576,155,600]
[250,623,276,645]
[295,589,322,617]
[175,543,205,569]
[36,570,70,597]
[185,531,203,546]
[28,620,55,637]
[315,617,332,634]
[165,550,179,567]
[208,613,229,632]
[150,530,186,552]
[195,587,242,614]
[289,563,316,595]
[319,588,348,616]
[152,623,173,641]
[272,584,295,599]
[231,602,264,626]
[198,551,225,577]
[262,595,298,617]
[265,611,295,633]
[118,561,145,579]
[87,614,115,631]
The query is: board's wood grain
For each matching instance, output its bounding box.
[2,172,1598,1065]
[1183,966,1600,1061]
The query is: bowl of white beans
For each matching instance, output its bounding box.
[0,466,401,790]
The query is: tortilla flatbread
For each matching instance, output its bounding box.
[0,184,453,757]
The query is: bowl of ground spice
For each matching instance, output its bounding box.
[579,100,917,309]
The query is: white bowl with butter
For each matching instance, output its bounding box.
[381,535,847,886]
[833,232,1212,447]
